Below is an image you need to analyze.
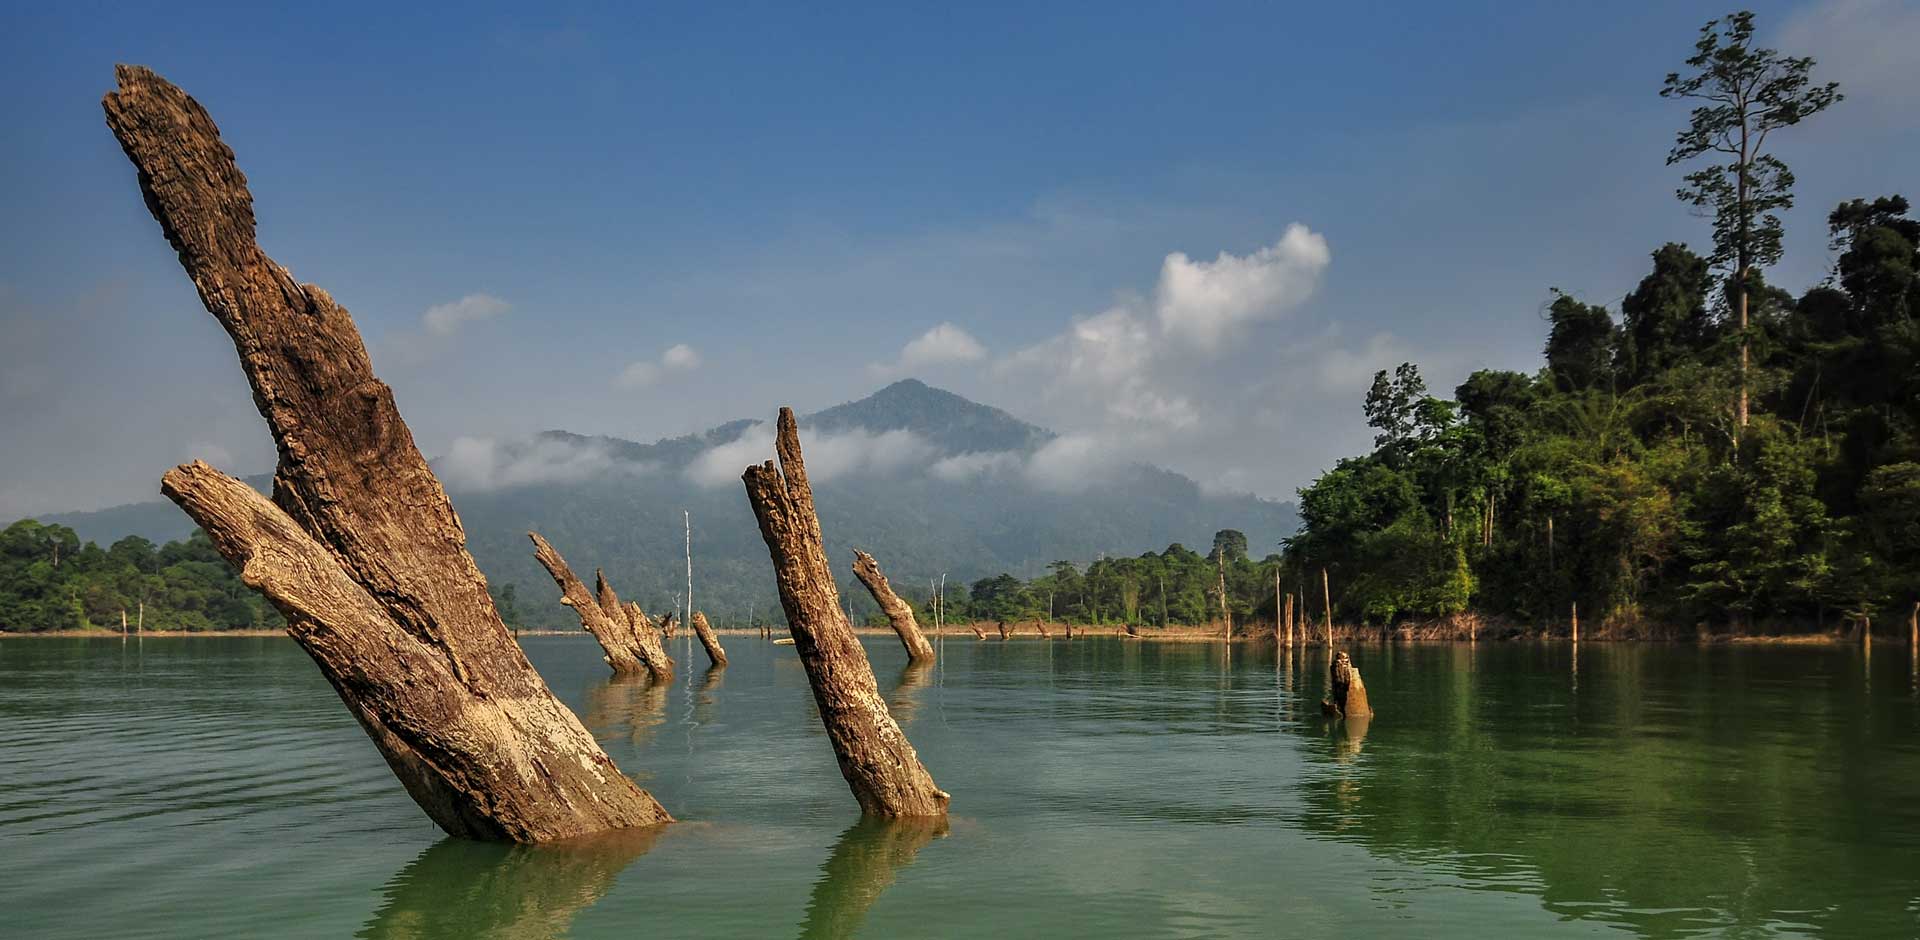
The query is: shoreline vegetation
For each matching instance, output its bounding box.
[0,621,1865,645]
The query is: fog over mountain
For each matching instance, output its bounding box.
[44,380,1298,624]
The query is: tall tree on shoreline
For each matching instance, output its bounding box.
[1660,10,1840,436]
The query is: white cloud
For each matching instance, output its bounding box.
[1778,0,1920,123]
[869,322,987,377]
[1154,225,1330,349]
[422,293,510,336]
[685,422,937,488]
[438,435,652,491]
[994,227,1328,446]
[615,343,703,389]
[928,449,1022,482]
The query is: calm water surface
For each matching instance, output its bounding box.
[2,635,1917,938]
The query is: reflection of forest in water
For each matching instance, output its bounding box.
[1285,642,1920,938]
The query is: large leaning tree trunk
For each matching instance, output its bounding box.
[691,611,728,668]
[851,550,935,662]
[106,64,669,841]
[743,409,949,817]
[527,532,672,681]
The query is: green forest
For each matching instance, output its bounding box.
[0,519,279,632]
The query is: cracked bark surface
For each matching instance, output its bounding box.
[108,64,668,841]
[743,409,949,818]
[851,550,935,662]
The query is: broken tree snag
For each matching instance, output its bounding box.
[109,65,666,841]
[970,626,988,640]
[163,465,670,839]
[625,602,675,676]
[851,550,934,662]
[742,408,949,818]
[527,532,649,678]
[691,611,727,668]
[1320,650,1373,720]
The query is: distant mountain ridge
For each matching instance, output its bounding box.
[42,380,1298,625]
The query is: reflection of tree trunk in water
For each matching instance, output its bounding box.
[105,65,666,840]
[1333,715,1370,763]
[798,816,948,940]
[741,408,948,817]
[583,675,670,748]
[888,661,934,726]
[691,666,726,726]
[357,826,663,939]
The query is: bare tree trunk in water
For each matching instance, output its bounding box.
[851,549,935,662]
[691,611,727,668]
[1322,568,1333,648]
[1321,650,1373,719]
[742,408,949,818]
[109,65,666,841]
[528,533,650,677]
[970,626,987,640]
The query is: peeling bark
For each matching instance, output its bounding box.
[851,550,934,662]
[691,611,728,668]
[742,408,948,817]
[109,64,666,841]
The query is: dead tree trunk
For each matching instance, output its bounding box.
[851,549,935,662]
[742,408,948,818]
[1321,650,1373,719]
[997,621,1012,640]
[691,611,727,668]
[110,62,667,841]
[970,626,987,640]
[528,533,654,677]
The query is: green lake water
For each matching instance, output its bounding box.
[2,635,1917,938]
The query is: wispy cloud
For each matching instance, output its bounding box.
[684,422,937,488]
[422,293,510,336]
[438,435,654,491]
[615,343,702,389]
[868,322,987,377]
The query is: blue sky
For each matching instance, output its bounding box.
[2,0,1916,515]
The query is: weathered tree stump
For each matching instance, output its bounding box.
[1321,650,1373,719]
[108,64,668,841]
[528,533,662,679]
[691,611,728,668]
[742,408,949,818]
[851,550,935,662]
[997,621,1012,640]
[970,626,988,640]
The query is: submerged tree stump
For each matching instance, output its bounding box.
[742,409,949,818]
[691,611,728,668]
[1321,650,1373,720]
[851,550,934,662]
[528,532,659,679]
[107,65,668,841]
[970,626,988,640]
